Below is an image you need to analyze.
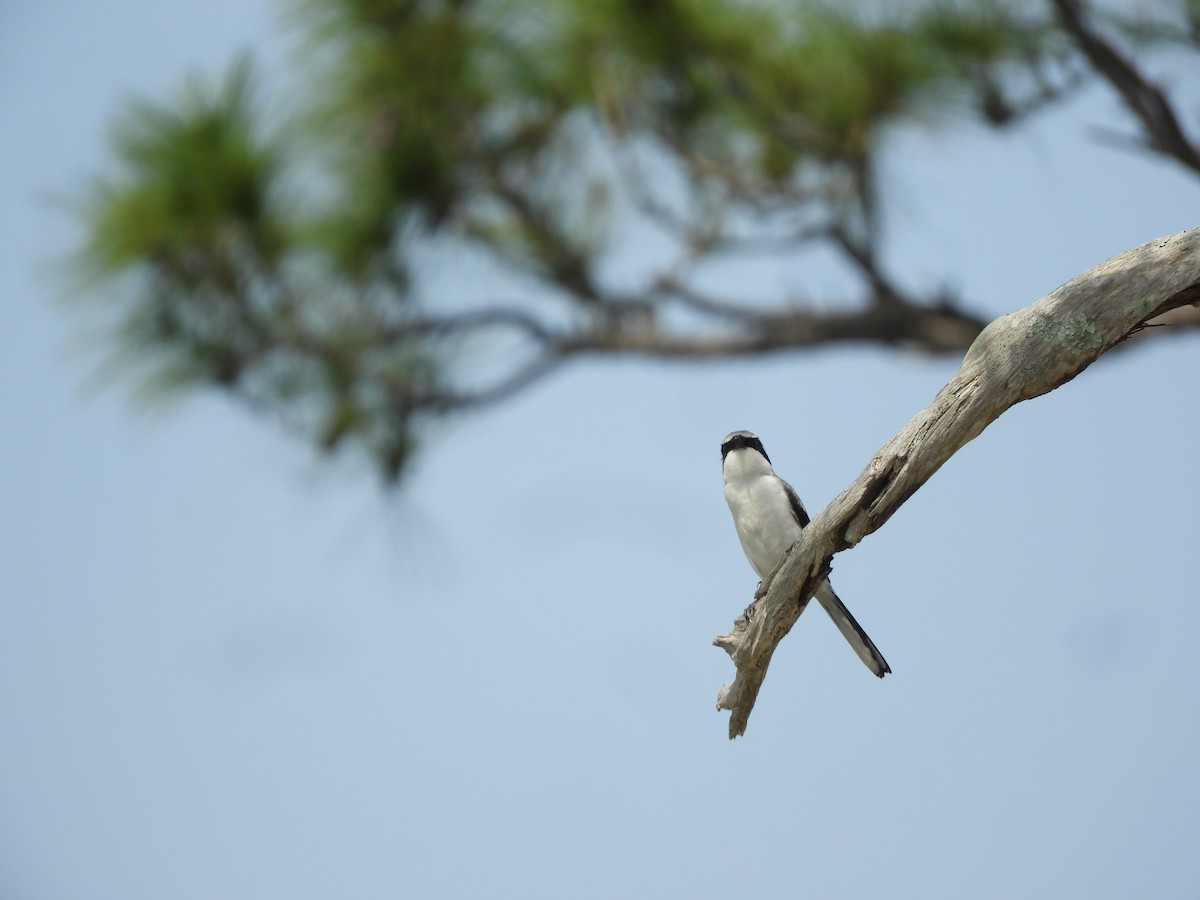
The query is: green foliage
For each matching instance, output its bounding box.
[81,57,280,394]
[72,0,1197,481]
[86,57,281,275]
[78,54,432,477]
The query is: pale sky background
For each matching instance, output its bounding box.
[2,3,1199,899]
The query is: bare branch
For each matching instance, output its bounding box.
[1125,296,1200,344]
[426,353,566,412]
[560,301,988,357]
[401,308,557,345]
[652,276,776,323]
[1052,0,1200,173]
[480,160,604,305]
[714,227,1200,739]
[829,224,906,308]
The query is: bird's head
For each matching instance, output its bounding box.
[721,430,774,478]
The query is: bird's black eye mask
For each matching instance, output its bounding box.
[720,432,770,463]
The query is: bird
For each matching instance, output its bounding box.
[721,430,891,677]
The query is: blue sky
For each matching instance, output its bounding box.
[2,2,1199,898]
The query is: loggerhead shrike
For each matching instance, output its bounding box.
[721,430,891,677]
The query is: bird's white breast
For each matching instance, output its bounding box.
[723,466,803,581]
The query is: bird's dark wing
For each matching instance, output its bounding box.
[780,478,811,529]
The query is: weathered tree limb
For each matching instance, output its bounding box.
[714,228,1200,739]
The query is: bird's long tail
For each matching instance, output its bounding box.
[814,580,891,677]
